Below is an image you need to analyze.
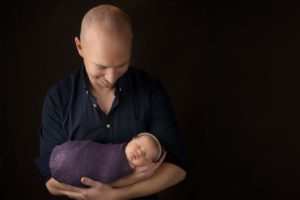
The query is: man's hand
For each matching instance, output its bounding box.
[59,177,119,200]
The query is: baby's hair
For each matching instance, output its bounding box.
[136,132,163,162]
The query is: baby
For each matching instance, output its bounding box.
[49,132,163,187]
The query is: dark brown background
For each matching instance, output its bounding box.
[1,0,299,199]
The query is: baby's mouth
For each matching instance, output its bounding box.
[131,152,138,160]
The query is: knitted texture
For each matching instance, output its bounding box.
[49,140,133,187]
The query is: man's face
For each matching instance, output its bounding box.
[77,26,132,90]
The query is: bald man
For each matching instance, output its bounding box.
[35,4,187,200]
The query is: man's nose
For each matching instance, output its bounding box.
[105,69,117,84]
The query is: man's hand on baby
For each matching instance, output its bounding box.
[132,151,166,182]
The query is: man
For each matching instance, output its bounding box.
[35,4,187,200]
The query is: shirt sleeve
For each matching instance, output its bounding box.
[34,86,67,183]
[148,78,188,172]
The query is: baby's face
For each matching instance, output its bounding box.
[125,135,159,167]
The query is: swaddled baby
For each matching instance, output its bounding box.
[49,132,162,187]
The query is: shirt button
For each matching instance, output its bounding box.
[106,124,111,128]
[93,103,97,108]
[86,90,89,95]
[119,87,122,92]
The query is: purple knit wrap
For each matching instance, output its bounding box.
[49,140,133,187]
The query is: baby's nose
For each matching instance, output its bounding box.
[136,148,143,155]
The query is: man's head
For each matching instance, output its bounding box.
[75,4,133,90]
[125,133,163,167]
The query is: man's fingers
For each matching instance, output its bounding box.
[155,151,166,165]
[59,190,85,200]
[59,179,101,199]
[61,183,82,192]
[152,151,166,169]
[81,177,99,187]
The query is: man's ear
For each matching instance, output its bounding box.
[74,37,84,57]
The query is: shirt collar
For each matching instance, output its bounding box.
[80,65,89,91]
[79,64,129,94]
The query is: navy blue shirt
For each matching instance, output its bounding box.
[35,65,187,199]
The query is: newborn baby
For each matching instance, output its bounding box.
[49,132,162,187]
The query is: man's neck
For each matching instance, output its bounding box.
[84,71,116,94]
[89,81,116,95]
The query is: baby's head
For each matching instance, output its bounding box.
[125,132,162,168]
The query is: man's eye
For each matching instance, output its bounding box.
[95,65,105,69]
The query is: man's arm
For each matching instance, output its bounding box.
[115,162,186,199]
[59,162,186,200]
[46,152,166,195]
[112,78,188,198]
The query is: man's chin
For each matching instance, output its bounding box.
[103,84,114,89]
[98,81,114,89]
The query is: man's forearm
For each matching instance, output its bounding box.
[110,174,138,188]
[115,162,186,199]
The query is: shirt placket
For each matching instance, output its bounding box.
[86,87,122,143]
